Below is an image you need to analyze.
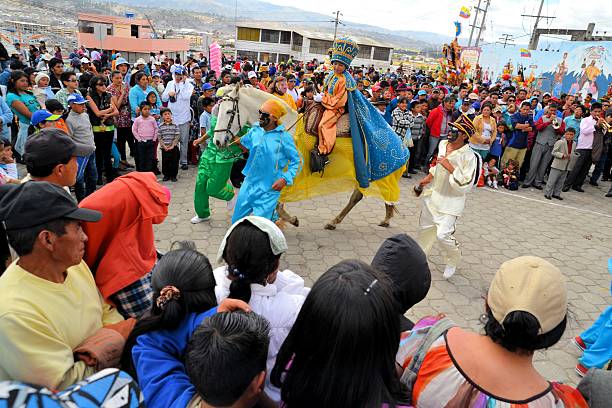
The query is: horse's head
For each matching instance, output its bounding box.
[213,83,243,148]
[213,83,299,147]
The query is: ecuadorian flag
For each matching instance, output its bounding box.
[459,6,471,18]
[520,48,531,58]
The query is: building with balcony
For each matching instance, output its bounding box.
[77,13,190,62]
[235,23,393,68]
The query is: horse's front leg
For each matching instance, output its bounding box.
[276,202,299,227]
[324,189,363,230]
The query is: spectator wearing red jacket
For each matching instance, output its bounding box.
[425,96,455,164]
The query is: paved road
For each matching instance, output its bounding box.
[155,166,612,386]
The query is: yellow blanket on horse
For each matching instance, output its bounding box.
[281,121,404,203]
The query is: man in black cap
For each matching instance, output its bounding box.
[0,182,124,389]
[23,127,78,189]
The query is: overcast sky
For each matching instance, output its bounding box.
[263,0,612,46]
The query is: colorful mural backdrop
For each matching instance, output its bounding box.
[478,42,612,100]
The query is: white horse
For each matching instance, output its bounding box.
[212,83,298,147]
[213,83,401,229]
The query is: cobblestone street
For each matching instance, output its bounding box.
[155,167,612,386]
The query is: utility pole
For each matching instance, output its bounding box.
[474,0,490,47]
[498,33,514,48]
[522,0,556,50]
[332,11,342,42]
[467,0,482,47]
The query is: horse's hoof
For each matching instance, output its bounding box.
[290,217,299,227]
[378,221,390,228]
[324,223,336,230]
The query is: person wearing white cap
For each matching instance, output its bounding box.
[161,65,194,169]
[134,58,150,76]
[35,53,53,72]
[395,256,587,408]
[32,72,54,109]
[248,71,266,91]
[213,215,308,403]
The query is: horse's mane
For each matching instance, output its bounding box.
[216,83,299,135]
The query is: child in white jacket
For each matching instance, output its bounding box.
[214,215,309,404]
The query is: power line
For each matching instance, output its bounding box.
[468,0,491,47]
[498,33,514,48]
[332,11,342,43]
[522,0,556,49]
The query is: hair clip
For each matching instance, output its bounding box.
[364,279,378,296]
[156,285,181,310]
[229,266,246,280]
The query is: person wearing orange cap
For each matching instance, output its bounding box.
[415,115,479,279]
[231,99,299,223]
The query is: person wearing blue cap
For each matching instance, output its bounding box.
[66,94,97,201]
[31,109,61,130]
[162,65,194,170]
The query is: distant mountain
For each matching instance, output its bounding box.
[4,0,450,51]
[110,0,452,49]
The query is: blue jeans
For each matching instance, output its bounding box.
[74,153,97,202]
[579,306,612,369]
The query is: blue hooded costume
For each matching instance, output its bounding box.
[328,37,409,188]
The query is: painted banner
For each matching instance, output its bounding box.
[461,47,481,75]
[479,42,612,100]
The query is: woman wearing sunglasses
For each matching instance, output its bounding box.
[87,75,119,185]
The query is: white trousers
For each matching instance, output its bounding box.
[417,200,461,267]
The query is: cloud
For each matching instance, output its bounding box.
[261,0,612,44]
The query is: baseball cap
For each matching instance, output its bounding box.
[247,71,257,79]
[30,110,61,126]
[202,83,213,91]
[0,181,101,231]
[417,90,427,96]
[24,128,76,166]
[468,92,479,100]
[80,57,91,64]
[488,256,567,334]
[217,216,287,263]
[67,94,87,104]
[174,65,186,75]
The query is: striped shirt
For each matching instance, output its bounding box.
[409,112,426,140]
[396,326,588,408]
[158,122,180,146]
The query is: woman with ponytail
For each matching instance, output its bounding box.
[124,241,224,408]
[214,215,309,403]
[122,241,217,376]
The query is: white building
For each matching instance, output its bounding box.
[235,23,393,69]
